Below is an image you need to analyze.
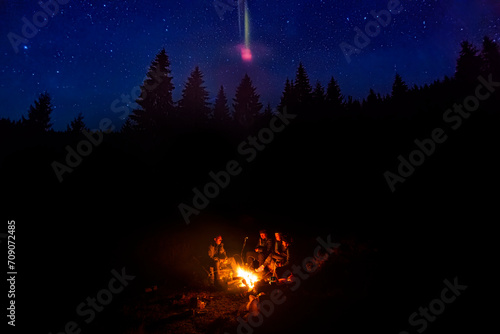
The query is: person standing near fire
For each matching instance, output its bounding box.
[208,235,237,286]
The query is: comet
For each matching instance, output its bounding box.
[238,0,252,62]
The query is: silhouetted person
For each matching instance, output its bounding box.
[273,231,284,256]
[208,235,237,287]
[275,236,292,279]
[256,233,291,276]
[246,229,273,268]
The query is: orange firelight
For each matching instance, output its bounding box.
[236,266,260,291]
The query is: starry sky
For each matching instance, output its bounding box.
[1,0,499,131]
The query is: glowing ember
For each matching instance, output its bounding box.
[236,266,260,291]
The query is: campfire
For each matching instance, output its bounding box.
[235,266,260,291]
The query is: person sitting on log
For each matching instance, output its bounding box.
[208,235,237,286]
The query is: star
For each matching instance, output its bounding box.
[0,0,497,130]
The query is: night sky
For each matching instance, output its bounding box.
[1,0,499,130]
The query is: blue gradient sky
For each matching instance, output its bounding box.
[1,0,499,130]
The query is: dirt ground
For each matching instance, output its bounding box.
[98,237,378,334]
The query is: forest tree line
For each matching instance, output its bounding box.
[1,36,499,138]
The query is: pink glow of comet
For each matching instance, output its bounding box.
[239,0,252,62]
[240,46,252,62]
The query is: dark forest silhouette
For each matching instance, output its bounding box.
[1,36,499,220]
[2,36,498,137]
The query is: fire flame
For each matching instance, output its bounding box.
[236,266,260,291]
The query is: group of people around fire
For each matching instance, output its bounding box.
[207,229,293,286]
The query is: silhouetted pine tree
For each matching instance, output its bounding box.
[261,102,274,124]
[311,81,326,120]
[213,85,231,122]
[362,88,383,117]
[66,112,87,133]
[429,76,455,113]
[455,40,482,90]
[121,118,135,135]
[22,92,53,132]
[345,96,361,116]
[278,78,294,113]
[312,81,325,102]
[391,73,408,99]
[233,73,263,127]
[0,118,21,136]
[390,73,411,118]
[325,76,345,115]
[480,36,500,79]
[178,66,211,124]
[480,36,500,106]
[294,62,312,109]
[129,48,175,131]
[312,81,325,103]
